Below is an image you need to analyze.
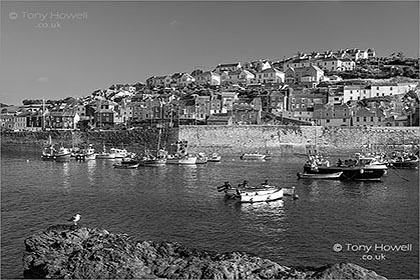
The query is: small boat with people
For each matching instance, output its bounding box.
[217,180,284,203]
[208,152,222,162]
[240,153,266,160]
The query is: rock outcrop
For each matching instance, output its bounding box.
[23,225,387,279]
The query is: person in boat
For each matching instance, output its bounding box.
[337,158,342,167]
[261,179,269,186]
[238,180,248,188]
[222,181,231,190]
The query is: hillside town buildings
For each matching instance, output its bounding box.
[1,47,419,131]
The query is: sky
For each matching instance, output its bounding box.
[1,1,419,105]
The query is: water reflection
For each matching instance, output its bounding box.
[87,160,96,185]
[238,199,285,213]
[62,162,70,189]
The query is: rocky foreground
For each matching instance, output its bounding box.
[23,225,386,279]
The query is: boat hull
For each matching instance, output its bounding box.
[166,158,179,164]
[282,187,296,196]
[240,154,266,160]
[196,158,208,164]
[96,153,116,159]
[239,188,283,203]
[297,171,343,179]
[225,186,283,203]
[178,156,197,165]
[54,154,71,162]
[113,164,139,169]
[303,166,386,181]
[41,153,55,161]
[141,159,166,166]
[390,160,419,169]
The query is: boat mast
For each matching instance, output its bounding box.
[156,123,162,156]
[42,99,45,131]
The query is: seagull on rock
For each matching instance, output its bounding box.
[69,213,81,225]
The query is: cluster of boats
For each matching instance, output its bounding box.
[41,143,131,162]
[297,151,418,181]
[218,150,418,204]
[42,143,222,168]
[112,151,222,169]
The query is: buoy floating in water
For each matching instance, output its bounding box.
[293,194,299,200]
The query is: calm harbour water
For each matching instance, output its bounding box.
[1,148,419,279]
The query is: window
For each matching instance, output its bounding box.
[356,117,360,122]
[363,117,367,122]
[326,119,330,123]
[343,118,346,122]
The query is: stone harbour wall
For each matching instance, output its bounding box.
[2,126,419,156]
[1,128,179,154]
[179,125,420,155]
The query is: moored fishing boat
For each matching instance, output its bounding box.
[113,161,140,169]
[387,151,419,169]
[41,145,55,160]
[303,154,387,181]
[140,150,167,166]
[141,157,166,166]
[208,152,222,162]
[96,144,116,159]
[41,135,55,160]
[113,156,140,169]
[282,187,296,196]
[141,125,167,167]
[54,146,71,162]
[196,152,208,164]
[166,154,180,164]
[389,159,419,169]
[178,154,197,165]
[110,148,128,159]
[240,153,266,160]
[83,145,97,160]
[297,172,343,180]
